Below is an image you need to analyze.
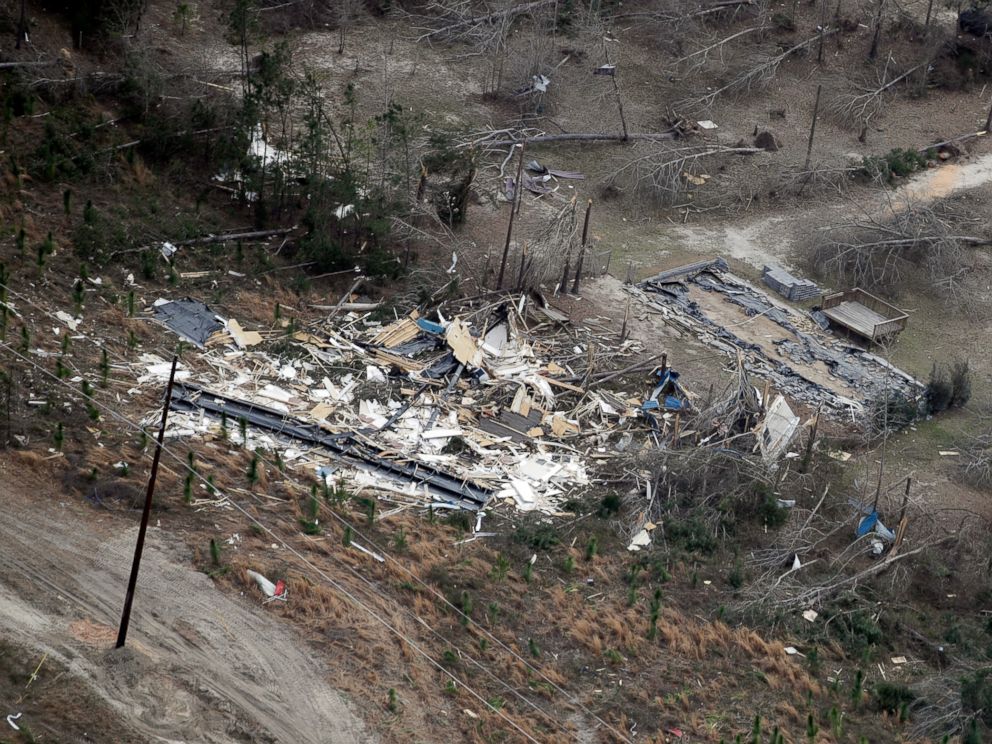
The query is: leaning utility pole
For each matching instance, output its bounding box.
[116,355,178,649]
[804,84,823,171]
[572,199,593,294]
[496,143,525,290]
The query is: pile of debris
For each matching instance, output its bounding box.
[630,260,924,416]
[149,293,653,515]
[761,264,820,302]
[145,287,807,521]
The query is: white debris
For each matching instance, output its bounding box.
[247,569,277,597]
[627,529,652,551]
[55,311,81,331]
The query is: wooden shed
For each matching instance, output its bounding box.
[820,289,908,344]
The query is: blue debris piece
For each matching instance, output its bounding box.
[416,318,445,335]
[641,368,692,412]
[856,511,879,537]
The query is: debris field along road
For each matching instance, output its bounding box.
[0,472,369,744]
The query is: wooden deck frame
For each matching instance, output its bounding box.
[821,288,908,343]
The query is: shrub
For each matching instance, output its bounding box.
[598,492,622,517]
[757,493,789,529]
[866,390,920,434]
[950,360,972,408]
[875,682,915,713]
[513,520,559,550]
[926,363,953,413]
[861,148,928,183]
[962,669,992,725]
[771,12,796,30]
[666,518,717,554]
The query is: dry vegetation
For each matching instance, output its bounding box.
[1,0,992,742]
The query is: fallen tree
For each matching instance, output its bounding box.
[810,200,991,296]
[827,61,928,133]
[461,127,681,149]
[606,144,761,203]
[412,0,556,42]
[682,30,837,107]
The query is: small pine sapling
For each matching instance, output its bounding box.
[247,453,259,485]
[72,281,84,311]
[585,535,598,561]
[491,553,510,581]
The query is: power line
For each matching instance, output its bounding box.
[0,339,545,744]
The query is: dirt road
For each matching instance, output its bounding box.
[0,465,370,744]
[663,150,992,271]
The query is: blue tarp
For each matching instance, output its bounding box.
[416,318,445,335]
[642,369,692,412]
[856,511,879,537]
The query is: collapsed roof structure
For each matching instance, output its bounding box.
[146,284,810,519]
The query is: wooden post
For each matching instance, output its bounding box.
[496,144,525,290]
[800,406,820,473]
[619,298,630,343]
[924,0,934,28]
[899,476,911,521]
[817,24,825,64]
[572,199,593,294]
[116,355,178,649]
[985,97,992,133]
[516,241,528,291]
[804,84,822,171]
[558,197,578,295]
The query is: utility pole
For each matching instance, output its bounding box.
[572,199,593,294]
[116,355,178,649]
[496,143,525,290]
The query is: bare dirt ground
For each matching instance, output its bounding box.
[0,456,369,744]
